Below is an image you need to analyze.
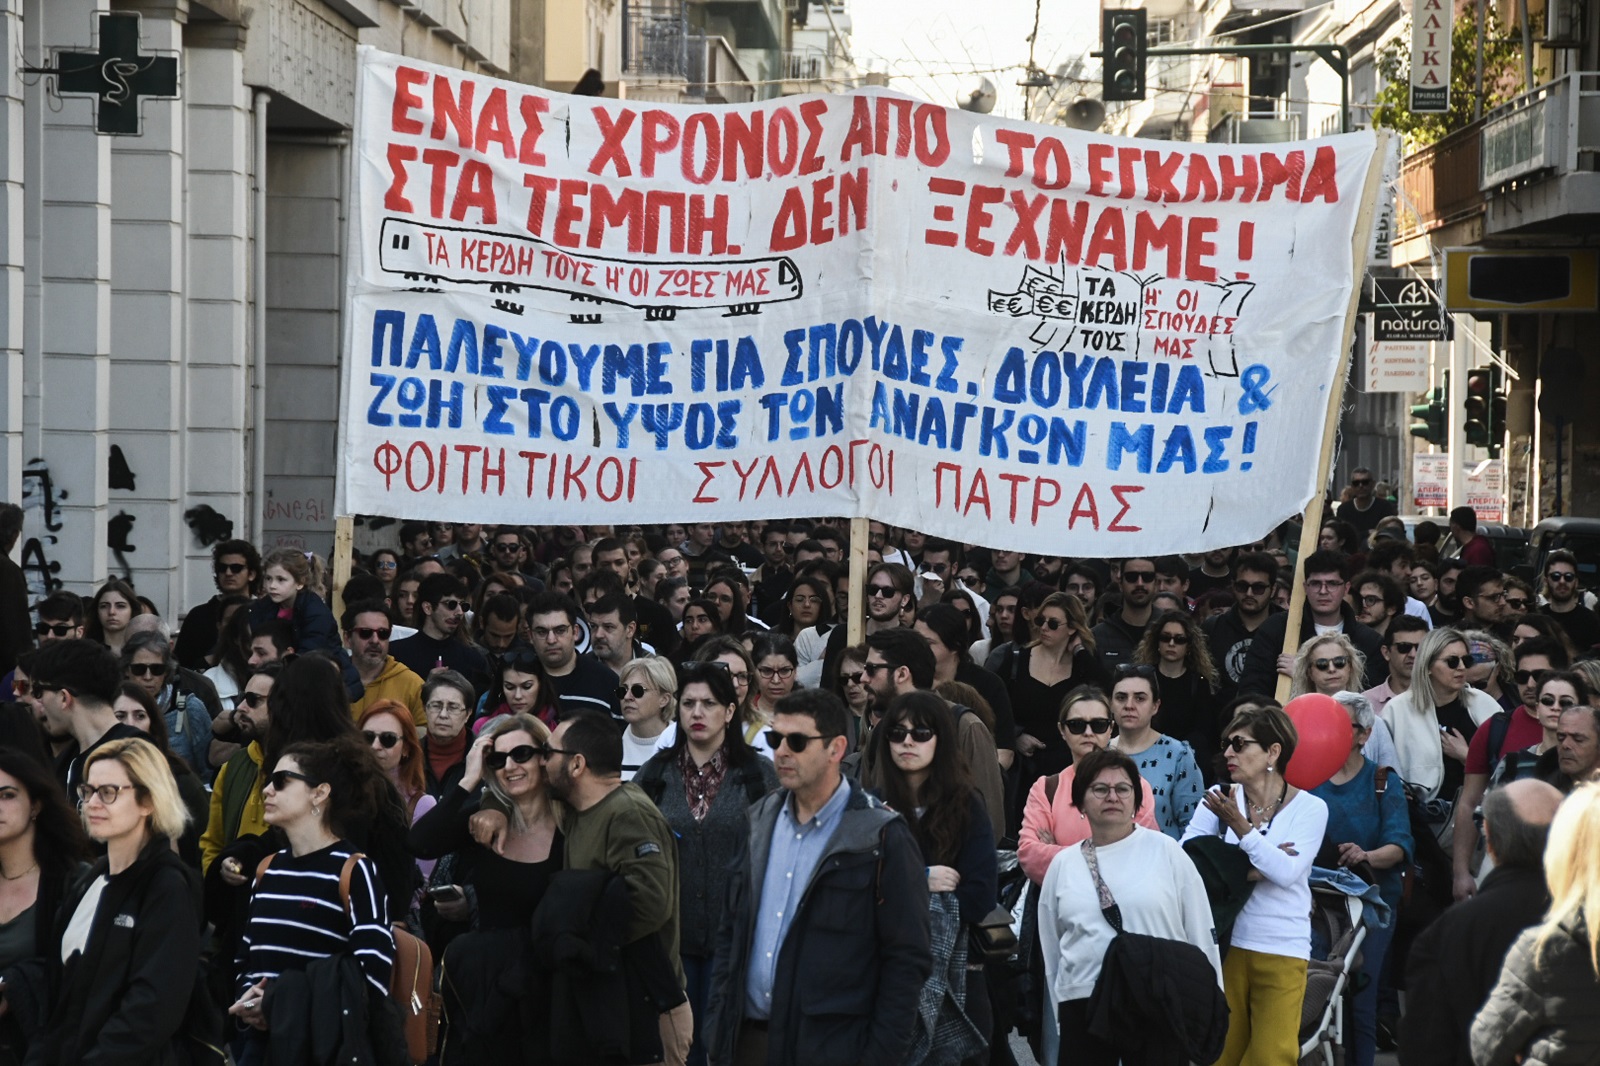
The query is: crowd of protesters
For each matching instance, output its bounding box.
[0,490,1597,1065]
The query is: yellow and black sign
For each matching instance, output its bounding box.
[1443,248,1600,312]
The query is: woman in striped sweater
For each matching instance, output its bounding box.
[229,735,396,1060]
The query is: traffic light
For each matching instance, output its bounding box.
[1463,366,1505,457]
[1102,9,1148,102]
[1410,375,1448,446]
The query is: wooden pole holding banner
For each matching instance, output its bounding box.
[331,515,355,623]
[1275,131,1394,704]
[847,516,869,647]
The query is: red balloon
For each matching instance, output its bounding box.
[1282,693,1353,790]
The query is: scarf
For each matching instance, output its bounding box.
[426,729,469,781]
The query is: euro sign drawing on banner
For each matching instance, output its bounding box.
[340,47,1380,555]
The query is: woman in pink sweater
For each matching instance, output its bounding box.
[1018,684,1158,885]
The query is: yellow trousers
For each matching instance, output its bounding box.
[1214,947,1308,1066]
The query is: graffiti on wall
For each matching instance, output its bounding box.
[184,504,233,547]
[19,459,65,600]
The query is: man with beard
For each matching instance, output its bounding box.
[1188,546,1236,598]
[1335,467,1396,536]
[1092,556,1158,672]
[1540,550,1600,656]
[1352,570,1406,640]
[1362,615,1430,717]
[1203,551,1281,705]
[1238,550,1385,697]
[344,600,425,725]
[201,663,278,874]
[542,712,691,1065]
[819,563,914,686]
[390,574,489,698]
[592,538,678,657]
[174,539,260,670]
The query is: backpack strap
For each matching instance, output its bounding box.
[1375,765,1390,796]
[1486,711,1513,773]
[1044,773,1060,806]
[253,853,274,885]
[256,851,363,917]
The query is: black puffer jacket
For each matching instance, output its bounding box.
[1471,915,1600,1066]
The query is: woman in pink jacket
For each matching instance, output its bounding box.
[1018,684,1158,885]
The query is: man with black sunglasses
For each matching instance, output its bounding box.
[1092,556,1159,673]
[28,638,143,793]
[1,592,84,701]
[1540,550,1600,655]
[706,688,930,1066]
[342,599,425,727]
[1203,551,1281,705]
[1362,614,1430,718]
[1335,466,1396,536]
[172,539,261,671]
[390,574,490,699]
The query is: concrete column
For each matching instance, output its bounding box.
[181,19,251,619]
[109,0,187,616]
[0,0,22,507]
[37,0,113,593]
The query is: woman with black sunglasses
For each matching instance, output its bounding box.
[231,736,396,1063]
[1134,609,1222,775]
[867,691,998,1063]
[121,629,213,786]
[633,661,777,1066]
[1002,591,1106,785]
[1379,626,1501,804]
[409,713,563,1061]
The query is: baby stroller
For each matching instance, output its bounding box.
[1298,886,1369,1066]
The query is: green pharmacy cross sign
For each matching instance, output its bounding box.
[31,13,178,135]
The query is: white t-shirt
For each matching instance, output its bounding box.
[1038,827,1222,1005]
[1182,787,1329,960]
[61,875,110,962]
[620,722,677,781]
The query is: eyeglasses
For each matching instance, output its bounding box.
[352,627,392,642]
[1063,717,1113,735]
[617,683,653,700]
[1158,633,1190,646]
[266,769,312,791]
[867,585,899,598]
[886,725,935,743]
[1221,736,1264,753]
[363,730,401,749]
[1312,656,1349,671]
[1087,783,1136,799]
[484,744,541,769]
[493,541,523,554]
[1123,571,1156,584]
[1548,571,1578,584]
[757,665,796,681]
[1540,695,1580,710]
[77,783,139,805]
[1307,580,1348,592]
[1438,655,1470,670]
[1233,581,1270,596]
[1473,590,1506,604]
[374,559,398,571]
[1389,641,1420,655]
[764,730,836,752]
[861,661,888,676]
[29,682,68,699]
[435,598,465,611]
[1514,669,1547,685]
[1504,598,1530,611]
[126,663,168,678]
[234,691,268,709]
[1351,478,1374,487]
[840,671,864,686]
[533,625,572,640]
[215,562,249,575]
[425,700,467,716]
[1037,617,1067,631]
[34,622,73,638]
[1358,594,1386,608]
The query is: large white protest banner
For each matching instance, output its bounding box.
[341,47,1379,555]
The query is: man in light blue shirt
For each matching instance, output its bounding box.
[705,689,931,1066]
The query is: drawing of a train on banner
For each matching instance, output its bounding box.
[379,217,803,324]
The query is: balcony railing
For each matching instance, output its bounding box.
[1208,110,1301,143]
[784,49,825,83]
[1479,73,1600,189]
[1397,121,1486,238]
[622,0,754,103]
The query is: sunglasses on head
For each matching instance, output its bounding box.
[484,744,542,769]
[215,562,249,575]
[1439,654,1471,670]
[617,683,653,700]
[352,627,391,641]
[886,725,934,744]
[34,622,73,638]
[363,730,401,749]
[1312,656,1349,671]
[763,729,835,753]
[127,663,167,678]
[1114,663,1156,679]
[1063,717,1113,735]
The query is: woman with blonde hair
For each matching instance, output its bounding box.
[0,737,206,1064]
[1289,632,1367,699]
[619,655,678,780]
[1472,781,1600,1065]
[1380,626,1501,804]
